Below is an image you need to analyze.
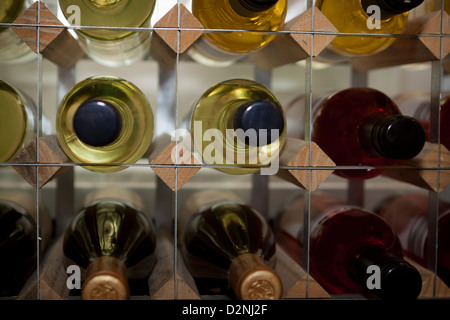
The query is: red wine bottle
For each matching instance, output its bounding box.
[179,190,282,300]
[0,190,52,296]
[63,188,157,300]
[376,193,450,288]
[394,92,450,151]
[310,87,426,180]
[276,193,422,300]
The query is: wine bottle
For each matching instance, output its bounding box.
[315,0,424,58]
[0,190,52,296]
[301,87,425,180]
[393,91,450,150]
[62,187,157,300]
[179,189,283,300]
[375,193,450,287]
[189,78,286,175]
[187,0,287,67]
[275,193,423,300]
[58,0,156,67]
[0,0,37,64]
[56,76,154,173]
[0,80,52,163]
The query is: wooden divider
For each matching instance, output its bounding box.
[351,10,450,71]
[12,1,85,69]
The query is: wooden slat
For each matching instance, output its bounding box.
[351,10,450,72]
[12,1,85,69]
[250,7,338,70]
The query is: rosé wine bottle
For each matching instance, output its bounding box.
[276,193,422,300]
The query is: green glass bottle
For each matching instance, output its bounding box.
[0,190,52,297]
[62,188,157,300]
[0,80,52,163]
[316,0,424,57]
[0,0,37,64]
[179,190,282,299]
[58,0,156,67]
[188,0,287,67]
[189,78,286,175]
[56,76,154,173]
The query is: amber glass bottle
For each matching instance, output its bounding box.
[63,188,157,300]
[0,190,52,296]
[179,190,282,299]
[316,0,424,57]
[276,193,422,300]
[188,0,287,67]
[56,76,154,173]
[189,79,286,175]
[58,0,156,67]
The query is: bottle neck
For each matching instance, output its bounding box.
[358,114,425,160]
[82,256,130,300]
[228,253,282,300]
[352,246,422,300]
[229,0,277,17]
[360,0,424,20]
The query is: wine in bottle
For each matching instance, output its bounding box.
[58,0,156,67]
[307,87,425,180]
[315,0,424,58]
[179,190,282,300]
[0,0,37,64]
[0,190,52,296]
[394,91,450,150]
[56,76,154,173]
[62,188,157,300]
[189,78,286,175]
[276,193,423,300]
[188,0,287,67]
[375,193,450,287]
[0,80,52,163]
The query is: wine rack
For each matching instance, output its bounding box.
[1,0,450,302]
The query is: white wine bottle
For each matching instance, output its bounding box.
[0,0,37,64]
[56,76,154,173]
[63,188,157,300]
[189,78,286,175]
[0,80,52,163]
[58,0,156,67]
[188,0,287,67]
[179,189,282,299]
[316,0,424,59]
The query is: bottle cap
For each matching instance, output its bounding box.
[233,100,285,147]
[73,99,123,147]
[361,0,424,19]
[238,0,279,11]
[228,254,283,300]
[82,256,130,300]
[372,114,425,160]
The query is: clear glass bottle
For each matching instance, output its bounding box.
[179,190,282,299]
[276,193,423,300]
[62,188,157,300]
[316,0,424,58]
[188,0,287,67]
[58,0,156,67]
[189,78,286,175]
[56,76,154,173]
[0,0,37,65]
[0,190,52,297]
[376,193,450,288]
[287,87,426,180]
[0,80,52,163]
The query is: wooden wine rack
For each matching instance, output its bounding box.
[1,0,450,302]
